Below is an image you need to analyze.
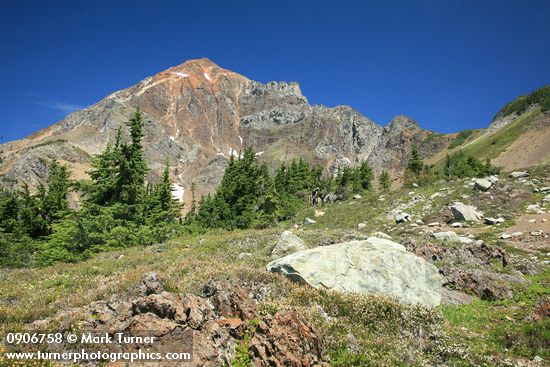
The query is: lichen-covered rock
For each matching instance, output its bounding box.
[267,237,442,306]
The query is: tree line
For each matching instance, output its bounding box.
[0,109,499,267]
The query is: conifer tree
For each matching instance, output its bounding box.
[42,160,71,221]
[119,108,147,205]
[184,182,198,224]
[87,131,121,206]
[379,170,391,191]
[156,163,174,212]
[355,161,374,191]
[196,147,279,229]
[407,146,424,176]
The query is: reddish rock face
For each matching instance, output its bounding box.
[29,280,326,367]
[0,58,449,208]
[249,310,326,367]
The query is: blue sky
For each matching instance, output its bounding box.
[1,0,549,142]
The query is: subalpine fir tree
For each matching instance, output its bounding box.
[86,128,122,206]
[407,146,424,176]
[119,108,148,205]
[184,182,198,224]
[379,170,391,191]
[42,160,71,221]
[148,163,180,224]
[354,161,374,191]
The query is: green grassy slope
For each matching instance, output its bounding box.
[1,165,549,366]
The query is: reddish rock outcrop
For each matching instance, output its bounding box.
[29,280,325,367]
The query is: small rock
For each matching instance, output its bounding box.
[373,231,392,239]
[430,192,442,199]
[528,219,537,223]
[530,230,543,236]
[314,209,325,217]
[474,178,492,191]
[534,355,543,363]
[451,203,484,222]
[304,217,316,225]
[140,272,163,296]
[458,237,474,244]
[358,222,367,230]
[272,231,307,258]
[451,222,463,228]
[441,288,474,305]
[510,171,529,178]
[395,212,411,223]
[427,222,440,227]
[527,204,544,214]
[501,232,523,239]
[433,231,461,243]
[352,194,362,199]
[238,252,252,259]
[346,333,360,354]
[412,183,418,188]
[485,217,505,225]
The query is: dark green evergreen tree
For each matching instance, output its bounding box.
[42,160,71,221]
[148,163,180,224]
[379,170,391,191]
[118,108,147,206]
[196,148,279,229]
[407,146,424,176]
[354,161,374,191]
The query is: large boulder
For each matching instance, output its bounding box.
[450,203,483,222]
[267,237,442,307]
[271,231,307,258]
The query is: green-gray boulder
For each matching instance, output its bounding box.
[267,237,442,307]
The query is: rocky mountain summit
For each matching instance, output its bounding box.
[0,58,448,206]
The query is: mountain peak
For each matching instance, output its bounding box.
[173,57,219,69]
[386,115,419,130]
[155,57,248,86]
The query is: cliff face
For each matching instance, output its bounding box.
[0,58,449,205]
